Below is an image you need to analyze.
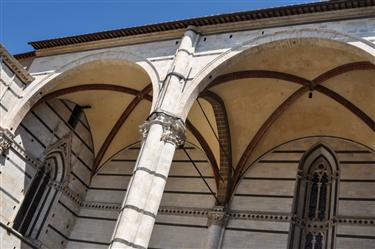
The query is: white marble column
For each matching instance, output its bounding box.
[109,27,198,249]
[205,206,228,249]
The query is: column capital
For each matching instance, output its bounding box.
[207,206,228,227]
[0,127,14,155]
[139,112,186,148]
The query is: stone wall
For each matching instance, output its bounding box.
[0,98,94,249]
[223,137,375,249]
[2,107,375,249]
[63,143,215,249]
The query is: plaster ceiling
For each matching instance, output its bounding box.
[100,100,151,164]
[225,39,366,78]
[42,59,152,169]
[323,70,375,120]
[32,39,374,180]
[187,99,219,166]
[248,90,375,166]
[211,79,299,166]
[51,59,150,91]
[62,91,133,155]
[205,39,374,174]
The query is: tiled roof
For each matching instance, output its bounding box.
[26,0,375,50]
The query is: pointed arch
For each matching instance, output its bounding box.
[288,143,340,249]
[13,135,72,239]
[6,50,159,132]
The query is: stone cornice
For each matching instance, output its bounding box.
[32,4,375,57]
[0,44,34,84]
[1,128,42,167]
[55,197,375,227]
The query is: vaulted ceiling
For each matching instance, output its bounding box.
[31,39,374,193]
[202,39,375,189]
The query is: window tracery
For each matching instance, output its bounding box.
[13,135,71,239]
[288,144,339,249]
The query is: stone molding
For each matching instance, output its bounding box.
[0,127,44,167]
[32,6,375,57]
[337,216,375,226]
[42,186,375,228]
[158,206,209,217]
[0,43,34,84]
[207,206,229,227]
[0,128,14,155]
[291,215,338,231]
[139,112,186,147]
[229,210,291,223]
[50,181,83,206]
[82,201,121,210]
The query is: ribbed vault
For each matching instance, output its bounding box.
[197,39,375,201]
[31,39,374,204]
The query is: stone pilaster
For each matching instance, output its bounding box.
[205,206,228,249]
[0,127,14,155]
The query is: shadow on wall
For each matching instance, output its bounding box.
[1,98,94,249]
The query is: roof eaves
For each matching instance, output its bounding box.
[28,0,375,50]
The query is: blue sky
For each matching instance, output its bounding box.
[1,0,312,54]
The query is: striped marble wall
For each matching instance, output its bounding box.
[223,137,375,249]
[65,143,216,249]
[0,98,94,249]
[2,103,374,249]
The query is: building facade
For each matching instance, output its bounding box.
[1,0,374,248]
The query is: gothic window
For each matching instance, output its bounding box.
[13,136,70,239]
[288,144,340,249]
[13,166,51,235]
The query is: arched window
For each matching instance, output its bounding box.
[288,144,340,249]
[13,165,51,235]
[13,136,71,239]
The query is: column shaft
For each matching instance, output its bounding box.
[109,26,198,249]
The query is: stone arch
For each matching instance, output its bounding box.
[13,135,71,239]
[178,28,375,119]
[6,50,160,131]
[43,134,72,183]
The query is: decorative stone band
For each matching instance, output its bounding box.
[0,127,41,167]
[0,128,14,155]
[0,44,34,84]
[165,71,187,82]
[139,111,186,148]
[292,216,337,231]
[158,206,209,217]
[135,166,167,181]
[207,206,229,227]
[121,204,157,219]
[111,238,147,249]
[41,184,375,228]
[49,181,84,206]
[82,201,121,210]
[229,210,291,223]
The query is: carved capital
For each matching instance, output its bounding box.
[139,112,186,147]
[0,128,14,155]
[207,206,228,227]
